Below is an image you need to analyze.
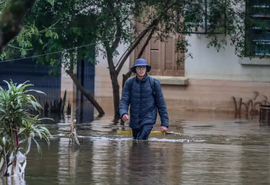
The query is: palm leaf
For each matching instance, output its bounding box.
[15,80,31,90]
[3,80,11,91]
[0,138,5,148]
[32,138,42,157]
[25,89,46,95]
[18,128,26,135]
[0,108,6,114]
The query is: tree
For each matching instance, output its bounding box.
[1,0,270,122]
[1,0,146,121]
[1,0,106,117]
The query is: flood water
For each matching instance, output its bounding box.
[3,111,270,185]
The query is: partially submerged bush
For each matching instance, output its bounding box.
[0,80,52,177]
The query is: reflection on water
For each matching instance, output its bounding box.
[24,136,270,185]
[0,177,26,185]
[25,139,184,185]
[2,111,270,185]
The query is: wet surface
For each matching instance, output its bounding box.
[3,111,270,185]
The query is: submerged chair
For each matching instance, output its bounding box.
[259,105,270,125]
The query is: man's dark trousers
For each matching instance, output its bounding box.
[132,124,153,140]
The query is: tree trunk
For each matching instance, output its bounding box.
[0,0,36,52]
[111,72,120,123]
[65,69,105,117]
[106,55,121,123]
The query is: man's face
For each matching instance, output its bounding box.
[136,66,146,77]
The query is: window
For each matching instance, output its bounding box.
[245,0,270,56]
[180,0,227,34]
[134,22,184,77]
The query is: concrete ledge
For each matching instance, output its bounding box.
[239,57,270,66]
[151,76,188,86]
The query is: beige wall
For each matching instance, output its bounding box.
[185,34,270,82]
[95,77,270,117]
[162,78,270,114]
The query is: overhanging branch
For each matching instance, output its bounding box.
[115,0,177,75]
[137,26,156,58]
[0,0,36,53]
[115,18,159,75]
[111,15,121,51]
[104,0,122,51]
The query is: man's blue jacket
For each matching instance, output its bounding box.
[119,75,169,129]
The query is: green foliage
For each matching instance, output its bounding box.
[1,0,101,71]
[0,2,268,76]
[0,80,52,159]
[1,0,269,70]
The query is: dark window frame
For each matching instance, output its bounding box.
[245,0,270,57]
[177,0,227,35]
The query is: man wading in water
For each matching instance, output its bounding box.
[119,58,169,140]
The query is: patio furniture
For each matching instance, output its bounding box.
[259,105,270,125]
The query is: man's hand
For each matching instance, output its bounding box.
[160,126,168,134]
[122,114,129,122]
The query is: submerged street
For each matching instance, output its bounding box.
[4,111,270,185]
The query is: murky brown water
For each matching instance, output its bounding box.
[2,111,270,185]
